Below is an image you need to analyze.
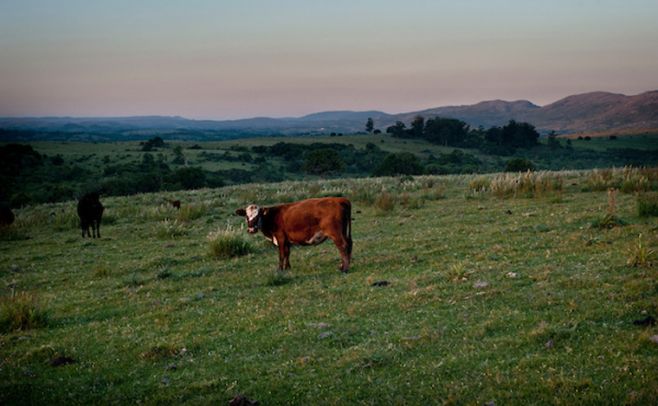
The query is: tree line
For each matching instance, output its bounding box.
[382,116,539,153]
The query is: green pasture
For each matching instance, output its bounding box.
[1,170,657,404]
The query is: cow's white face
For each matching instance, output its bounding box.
[245,204,260,233]
[235,204,264,233]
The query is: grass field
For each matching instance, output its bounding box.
[21,134,497,173]
[1,169,658,404]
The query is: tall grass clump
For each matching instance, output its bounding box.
[51,208,79,231]
[374,192,396,214]
[0,292,49,333]
[350,184,379,206]
[208,226,253,259]
[627,234,654,268]
[620,167,650,193]
[585,167,655,193]
[156,219,189,238]
[591,188,626,229]
[468,176,491,193]
[177,203,208,222]
[585,168,616,191]
[637,192,658,217]
[490,171,563,198]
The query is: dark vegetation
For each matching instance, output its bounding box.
[2,119,658,207]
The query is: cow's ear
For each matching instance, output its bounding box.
[261,208,269,216]
[235,208,246,216]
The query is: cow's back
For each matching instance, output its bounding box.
[280,197,349,225]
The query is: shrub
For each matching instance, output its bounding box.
[505,158,535,172]
[0,292,49,333]
[637,193,658,217]
[373,152,423,176]
[208,227,252,259]
[303,149,344,175]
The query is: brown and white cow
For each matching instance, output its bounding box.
[235,197,352,272]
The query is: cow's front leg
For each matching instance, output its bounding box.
[282,241,291,269]
[277,240,288,270]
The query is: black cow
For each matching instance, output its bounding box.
[77,192,104,238]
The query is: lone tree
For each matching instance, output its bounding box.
[365,117,374,134]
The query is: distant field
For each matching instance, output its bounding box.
[567,133,658,152]
[1,169,657,404]
[15,131,658,173]
[21,134,497,172]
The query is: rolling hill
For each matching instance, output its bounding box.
[1,90,656,140]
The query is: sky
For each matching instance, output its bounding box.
[1,0,657,119]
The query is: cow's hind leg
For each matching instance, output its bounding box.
[331,235,351,273]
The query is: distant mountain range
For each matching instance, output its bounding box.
[1,90,656,141]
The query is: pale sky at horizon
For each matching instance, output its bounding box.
[1,0,657,119]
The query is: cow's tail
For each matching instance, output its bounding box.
[342,200,352,257]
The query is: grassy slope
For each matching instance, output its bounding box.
[1,172,657,404]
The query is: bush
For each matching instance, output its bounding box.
[373,153,423,176]
[208,227,252,259]
[505,158,535,172]
[637,193,658,217]
[303,149,344,175]
[0,292,49,333]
